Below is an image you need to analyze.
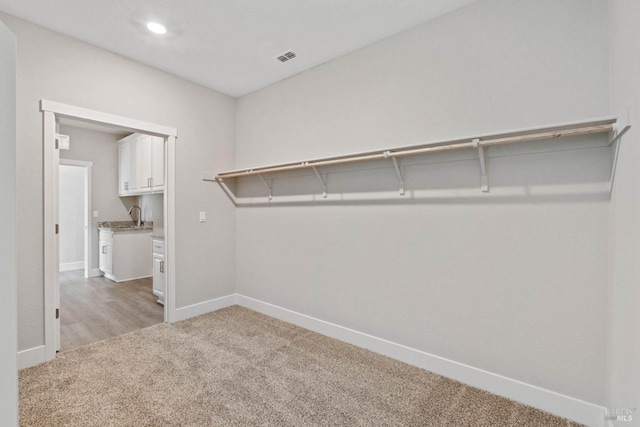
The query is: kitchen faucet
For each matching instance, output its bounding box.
[128,205,142,227]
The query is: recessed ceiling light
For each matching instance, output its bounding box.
[146,22,167,35]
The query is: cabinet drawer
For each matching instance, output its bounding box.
[152,239,164,255]
[99,229,113,243]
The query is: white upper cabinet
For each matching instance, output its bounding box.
[118,137,134,196]
[150,137,164,192]
[118,133,164,196]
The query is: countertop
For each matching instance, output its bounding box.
[98,221,153,232]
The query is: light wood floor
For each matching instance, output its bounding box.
[59,270,164,352]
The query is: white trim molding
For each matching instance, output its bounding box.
[235,295,606,427]
[41,100,177,137]
[87,268,102,278]
[40,99,179,362]
[18,294,607,426]
[17,346,47,369]
[164,136,177,323]
[173,294,237,322]
[43,109,58,360]
[59,261,85,272]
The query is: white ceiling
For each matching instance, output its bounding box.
[0,0,478,97]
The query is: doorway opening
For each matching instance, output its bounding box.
[58,160,91,277]
[43,100,177,359]
[57,125,167,352]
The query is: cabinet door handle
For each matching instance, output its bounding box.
[102,246,107,254]
[149,177,153,187]
[160,261,164,273]
[124,182,129,190]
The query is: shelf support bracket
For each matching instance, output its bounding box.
[609,124,631,196]
[257,174,273,200]
[312,167,327,198]
[473,139,489,192]
[214,178,239,207]
[608,124,630,146]
[384,151,405,195]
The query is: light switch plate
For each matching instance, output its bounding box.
[199,211,206,223]
[93,211,99,218]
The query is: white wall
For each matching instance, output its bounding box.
[0,17,18,427]
[608,0,640,423]
[59,125,137,271]
[235,0,610,406]
[2,13,236,351]
[59,165,85,270]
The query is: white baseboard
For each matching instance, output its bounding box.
[17,295,237,369]
[59,261,84,272]
[173,294,237,322]
[86,268,102,278]
[18,345,46,369]
[104,273,151,283]
[18,294,606,425]
[235,294,606,427]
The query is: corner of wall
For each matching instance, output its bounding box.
[606,0,640,417]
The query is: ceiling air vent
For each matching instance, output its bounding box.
[274,50,297,63]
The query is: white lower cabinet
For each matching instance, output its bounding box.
[98,231,113,274]
[152,238,165,305]
[98,229,152,282]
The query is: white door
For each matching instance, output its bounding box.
[0,18,19,426]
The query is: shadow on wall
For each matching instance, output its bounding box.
[221,134,613,206]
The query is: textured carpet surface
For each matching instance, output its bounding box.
[20,305,582,426]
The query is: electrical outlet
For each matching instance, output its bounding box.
[93,211,99,218]
[199,211,206,223]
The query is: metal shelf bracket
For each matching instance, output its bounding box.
[384,151,405,195]
[473,139,489,192]
[312,167,327,198]
[257,173,273,200]
[609,123,632,196]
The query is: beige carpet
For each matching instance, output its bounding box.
[20,306,581,426]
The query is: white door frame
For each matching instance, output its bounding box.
[42,100,178,361]
[59,159,93,278]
